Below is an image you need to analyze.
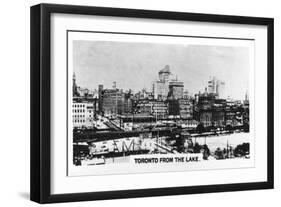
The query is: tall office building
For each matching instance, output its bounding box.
[168,79,184,100]
[207,76,225,98]
[207,76,216,94]
[153,65,171,100]
[159,65,171,82]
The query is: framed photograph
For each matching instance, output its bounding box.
[30,3,274,203]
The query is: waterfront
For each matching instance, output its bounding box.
[77,131,250,166]
[191,132,250,152]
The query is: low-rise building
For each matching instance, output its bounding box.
[136,99,168,119]
[194,93,248,127]
[179,99,193,119]
[167,99,180,117]
[100,89,132,115]
[72,100,94,128]
[151,100,168,119]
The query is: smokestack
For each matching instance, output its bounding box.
[113,81,117,89]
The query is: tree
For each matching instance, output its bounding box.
[193,142,201,153]
[234,143,249,157]
[214,147,224,159]
[174,135,185,153]
[243,123,249,132]
[225,124,233,133]
[196,123,205,134]
[202,144,210,160]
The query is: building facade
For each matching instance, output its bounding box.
[168,79,184,100]
[153,65,171,100]
[207,76,226,99]
[179,99,193,119]
[100,89,132,115]
[136,99,168,119]
[167,99,180,117]
[151,100,168,119]
[72,100,94,128]
[194,92,248,127]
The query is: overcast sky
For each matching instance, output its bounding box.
[73,40,250,100]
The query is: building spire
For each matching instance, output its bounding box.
[245,90,249,101]
[72,72,78,96]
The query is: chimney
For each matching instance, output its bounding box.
[113,81,117,89]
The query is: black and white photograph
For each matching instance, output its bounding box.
[68,31,254,176]
[28,3,273,203]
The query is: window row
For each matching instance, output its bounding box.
[73,119,85,123]
[72,109,93,113]
[73,119,93,123]
[73,104,85,108]
[73,115,85,118]
[73,109,85,113]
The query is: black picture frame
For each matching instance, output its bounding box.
[30,3,274,204]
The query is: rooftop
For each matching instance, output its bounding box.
[159,65,171,74]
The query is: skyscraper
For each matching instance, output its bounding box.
[207,76,226,99]
[216,80,226,99]
[159,65,171,82]
[207,76,216,94]
[168,79,184,100]
[153,65,171,100]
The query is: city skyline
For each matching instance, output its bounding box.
[73,40,251,100]
[71,39,251,171]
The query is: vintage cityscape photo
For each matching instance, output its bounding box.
[70,33,252,174]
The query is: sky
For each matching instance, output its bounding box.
[73,40,251,100]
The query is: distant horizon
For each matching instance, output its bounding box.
[73,40,251,101]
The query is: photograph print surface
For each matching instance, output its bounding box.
[68,31,254,176]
